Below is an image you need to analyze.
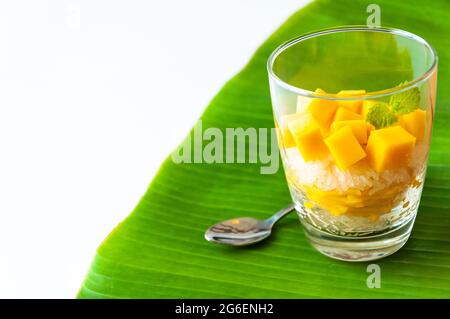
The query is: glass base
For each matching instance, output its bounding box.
[299,213,416,262]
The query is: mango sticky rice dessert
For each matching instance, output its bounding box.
[276,87,431,235]
[268,27,437,261]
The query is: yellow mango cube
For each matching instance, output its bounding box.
[330,120,368,144]
[337,90,366,113]
[324,126,367,170]
[361,100,379,119]
[366,122,375,135]
[296,95,312,113]
[338,90,366,96]
[275,127,294,149]
[278,113,305,148]
[334,107,364,122]
[366,126,416,172]
[399,109,427,140]
[288,115,329,161]
[308,88,339,134]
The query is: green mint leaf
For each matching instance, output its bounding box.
[389,81,420,115]
[366,102,397,129]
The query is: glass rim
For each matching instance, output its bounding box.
[267,26,438,101]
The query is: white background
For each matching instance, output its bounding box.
[0,0,309,298]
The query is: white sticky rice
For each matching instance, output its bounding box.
[283,141,427,194]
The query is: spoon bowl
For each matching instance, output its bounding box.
[204,204,295,246]
[205,217,272,246]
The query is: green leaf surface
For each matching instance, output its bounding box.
[78,0,450,298]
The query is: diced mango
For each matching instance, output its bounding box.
[288,115,329,161]
[275,127,293,150]
[337,90,366,113]
[280,128,296,148]
[399,109,427,140]
[324,126,367,170]
[278,113,305,148]
[366,122,375,135]
[296,95,311,113]
[338,90,366,95]
[361,100,379,119]
[308,88,339,135]
[366,126,416,172]
[330,120,368,144]
[333,107,364,122]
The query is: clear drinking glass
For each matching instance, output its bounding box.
[267,26,438,261]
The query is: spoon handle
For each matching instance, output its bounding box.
[265,203,296,226]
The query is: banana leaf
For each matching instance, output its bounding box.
[78,0,450,298]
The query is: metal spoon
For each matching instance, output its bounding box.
[204,203,296,246]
